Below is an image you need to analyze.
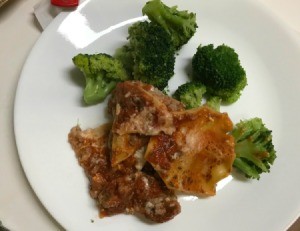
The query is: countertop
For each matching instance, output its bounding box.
[0,0,299,230]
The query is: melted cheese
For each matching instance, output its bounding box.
[110,133,148,167]
[145,106,235,196]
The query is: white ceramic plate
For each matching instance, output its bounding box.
[14,0,300,230]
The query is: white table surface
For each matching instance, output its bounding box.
[0,0,299,230]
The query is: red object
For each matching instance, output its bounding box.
[51,0,79,7]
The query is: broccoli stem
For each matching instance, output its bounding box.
[205,96,221,111]
[235,139,269,173]
[233,158,259,179]
[84,77,117,104]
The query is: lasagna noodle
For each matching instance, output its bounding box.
[145,106,235,196]
[110,133,149,167]
[108,81,184,136]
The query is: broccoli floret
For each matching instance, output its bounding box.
[114,45,134,76]
[173,81,206,109]
[127,21,176,90]
[73,53,129,104]
[231,118,276,180]
[142,0,197,49]
[192,44,247,107]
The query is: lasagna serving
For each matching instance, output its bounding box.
[68,81,235,223]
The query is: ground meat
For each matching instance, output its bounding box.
[133,172,180,223]
[68,125,181,223]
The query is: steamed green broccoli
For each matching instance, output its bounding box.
[142,0,197,49]
[173,81,206,109]
[205,96,222,112]
[192,44,247,108]
[114,45,134,76]
[231,118,276,180]
[126,21,176,90]
[73,53,129,104]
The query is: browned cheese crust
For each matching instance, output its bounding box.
[145,106,235,196]
[108,81,184,136]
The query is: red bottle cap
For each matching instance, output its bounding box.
[51,0,79,7]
